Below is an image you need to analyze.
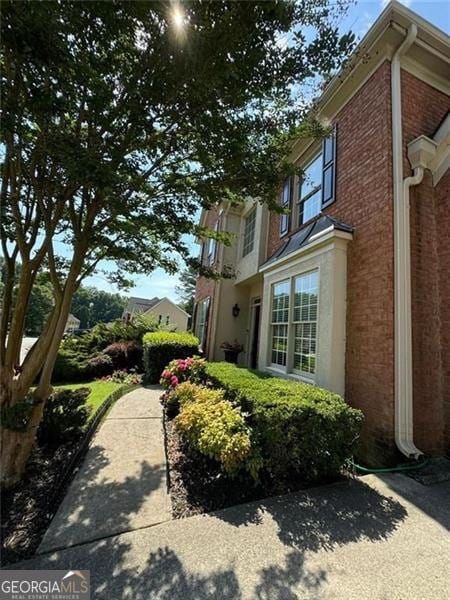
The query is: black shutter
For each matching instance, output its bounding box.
[322,126,337,208]
[279,177,292,237]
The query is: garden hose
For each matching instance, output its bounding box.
[346,457,429,474]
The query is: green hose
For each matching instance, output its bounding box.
[346,457,429,474]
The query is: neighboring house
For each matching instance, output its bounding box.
[122,296,189,331]
[193,1,449,464]
[65,314,80,333]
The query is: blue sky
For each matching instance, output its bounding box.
[86,0,449,302]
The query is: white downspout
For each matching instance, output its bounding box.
[391,24,424,459]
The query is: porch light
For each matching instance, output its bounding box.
[232,303,240,317]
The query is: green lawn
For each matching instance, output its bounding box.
[54,381,122,414]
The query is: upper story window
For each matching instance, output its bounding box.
[203,221,219,266]
[280,178,292,236]
[242,208,256,257]
[298,128,337,226]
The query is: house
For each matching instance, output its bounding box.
[193,1,449,464]
[64,314,80,333]
[122,296,189,331]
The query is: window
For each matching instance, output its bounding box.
[270,280,290,366]
[270,270,319,375]
[298,154,322,224]
[205,221,219,266]
[242,208,256,257]
[280,178,292,236]
[293,271,318,374]
[195,297,210,351]
[298,128,337,225]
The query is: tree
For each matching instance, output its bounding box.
[0,0,354,486]
[175,265,197,317]
[71,286,126,329]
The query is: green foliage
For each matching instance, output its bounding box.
[71,286,126,329]
[174,383,257,476]
[165,380,219,415]
[37,387,91,445]
[199,362,364,483]
[53,316,159,382]
[143,332,200,383]
[175,265,197,318]
[52,345,90,383]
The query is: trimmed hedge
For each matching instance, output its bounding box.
[143,331,199,383]
[201,362,364,483]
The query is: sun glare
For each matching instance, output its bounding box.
[171,5,185,30]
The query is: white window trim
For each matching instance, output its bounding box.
[269,270,320,380]
[258,230,352,396]
[242,207,257,257]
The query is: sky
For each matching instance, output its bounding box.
[85,0,449,303]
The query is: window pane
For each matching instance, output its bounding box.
[271,280,289,367]
[242,208,256,257]
[293,271,318,375]
[301,154,322,198]
[302,190,321,223]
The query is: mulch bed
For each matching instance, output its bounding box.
[164,409,321,519]
[0,439,81,566]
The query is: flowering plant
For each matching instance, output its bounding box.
[160,356,206,391]
[100,369,143,385]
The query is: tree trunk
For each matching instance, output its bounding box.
[0,264,81,488]
[0,393,45,489]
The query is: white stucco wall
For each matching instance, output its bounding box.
[258,232,351,396]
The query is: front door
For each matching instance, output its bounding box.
[250,299,261,369]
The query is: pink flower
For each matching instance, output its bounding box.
[171,375,179,387]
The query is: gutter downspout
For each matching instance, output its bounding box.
[391,23,424,459]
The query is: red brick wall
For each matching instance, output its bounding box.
[403,69,450,454]
[324,61,396,461]
[266,62,395,460]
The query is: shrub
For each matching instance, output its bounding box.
[86,353,114,377]
[143,331,199,383]
[160,356,206,391]
[38,387,91,445]
[197,362,364,483]
[174,383,258,476]
[164,380,219,416]
[52,346,89,383]
[103,340,143,371]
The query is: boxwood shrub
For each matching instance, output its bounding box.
[143,331,200,383]
[200,362,364,484]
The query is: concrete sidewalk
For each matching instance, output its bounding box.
[17,473,450,599]
[38,386,171,553]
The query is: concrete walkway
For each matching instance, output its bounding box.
[38,386,171,553]
[18,472,450,599]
